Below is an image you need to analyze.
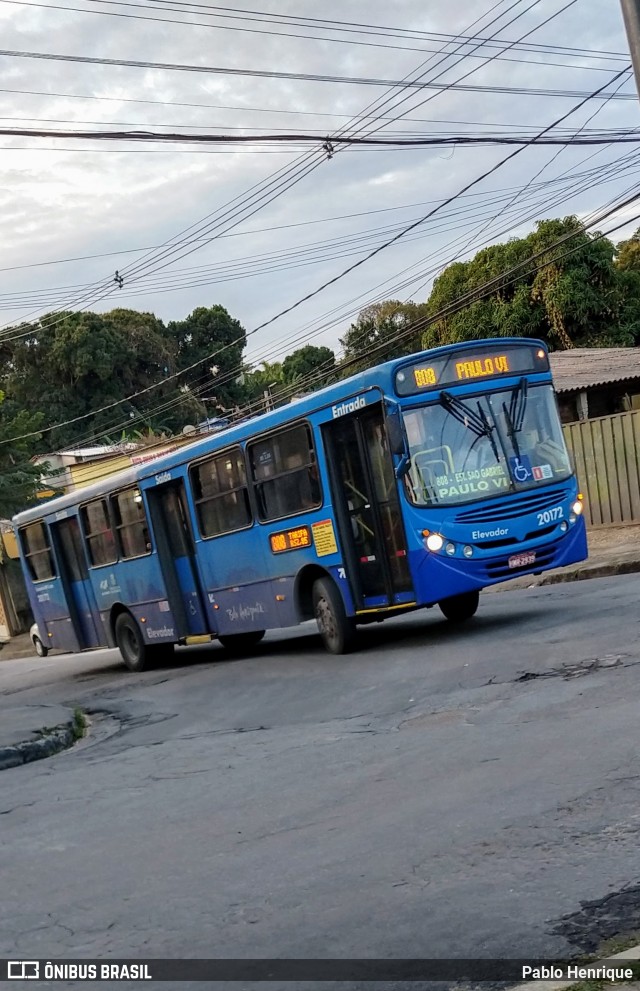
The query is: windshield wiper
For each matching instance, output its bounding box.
[502,377,528,460]
[440,391,500,461]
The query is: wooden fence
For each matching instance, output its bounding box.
[562,410,640,526]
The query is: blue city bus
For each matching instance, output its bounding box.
[13,338,587,670]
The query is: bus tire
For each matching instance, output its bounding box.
[438,590,480,623]
[312,576,356,655]
[115,612,154,672]
[218,630,265,653]
[33,635,48,657]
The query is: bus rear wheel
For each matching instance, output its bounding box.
[438,590,480,623]
[218,630,265,653]
[312,576,356,655]
[115,612,158,672]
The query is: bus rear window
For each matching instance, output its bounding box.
[81,499,117,567]
[190,448,252,537]
[21,521,55,581]
[111,489,151,559]
[248,424,321,522]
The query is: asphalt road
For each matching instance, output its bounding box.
[1,576,640,989]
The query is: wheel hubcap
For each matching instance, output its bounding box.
[316,596,337,644]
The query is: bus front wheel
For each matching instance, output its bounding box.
[438,590,480,623]
[115,612,156,672]
[312,577,356,655]
[218,631,265,653]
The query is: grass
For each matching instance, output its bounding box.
[35,708,87,742]
[71,707,87,741]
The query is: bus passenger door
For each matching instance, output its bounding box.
[51,517,105,649]
[323,404,414,611]
[146,481,210,639]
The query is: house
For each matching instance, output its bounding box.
[549,348,640,423]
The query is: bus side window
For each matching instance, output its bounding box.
[190,447,252,538]
[111,489,151,559]
[81,499,118,567]
[21,522,56,581]
[248,424,321,522]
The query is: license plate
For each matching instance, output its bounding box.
[508,551,536,569]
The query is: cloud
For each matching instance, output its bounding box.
[0,0,636,370]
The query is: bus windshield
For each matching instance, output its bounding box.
[403,383,572,507]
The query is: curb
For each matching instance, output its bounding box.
[539,560,640,586]
[0,721,79,771]
[509,944,640,991]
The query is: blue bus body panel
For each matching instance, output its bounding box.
[68,577,103,647]
[27,577,81,653]
[173,555,209,634]
[404,485,587,602]
[86,556,178,646]
[13,338,589,646]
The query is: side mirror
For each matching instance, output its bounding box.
[385,404,405,456]
[384,401,411,479]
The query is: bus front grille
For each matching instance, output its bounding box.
[454,489,567,524]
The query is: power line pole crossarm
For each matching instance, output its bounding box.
[620,0,640,100]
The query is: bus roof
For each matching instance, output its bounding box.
[13,336,547,526]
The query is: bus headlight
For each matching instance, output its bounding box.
[571,500,583,516]
[426,533,444,552]
[445,542,456,556]
[560,521,568,532]
[463,545,474,558]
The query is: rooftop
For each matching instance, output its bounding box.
[550,347,640,393]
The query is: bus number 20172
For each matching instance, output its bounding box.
[537,507,563,525]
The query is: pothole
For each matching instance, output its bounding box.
[515,654,628,683]
[0,708,88,771]
[552,883,640,953]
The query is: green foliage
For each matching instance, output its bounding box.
[282,345,335,387]
[423,217,640,351]
[616,227,640,273]
[0,393,45,516]
[339,301,429,376]
[166,305,246,428]
[239,360,283,405]
[1,305,248,449]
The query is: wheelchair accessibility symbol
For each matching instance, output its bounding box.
[509,455,533,482]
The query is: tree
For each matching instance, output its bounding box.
[0,304,250,448]
[0,394,45,516]
[166,305,247,428]
[239,361,284,410]
[423,217,640,351]
[339,301,429,376]
[4,309,175,449]
[282,345,335,388]
[616,228,640,273]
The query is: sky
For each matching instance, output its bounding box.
[0,0,639,377]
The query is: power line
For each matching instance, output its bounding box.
[1,0,520,330]
[3,125,639,146]
[0,0,621,70]
[1,48,636,99]
[11,195,640,481]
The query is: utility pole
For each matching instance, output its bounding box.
[620,0,640,100]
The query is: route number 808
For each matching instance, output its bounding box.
[537,506,564,525]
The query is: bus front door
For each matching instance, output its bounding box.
[324,404,414,612]
[146,481,210,639]
[51,517,105,649]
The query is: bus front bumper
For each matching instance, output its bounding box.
[411,517,588,602]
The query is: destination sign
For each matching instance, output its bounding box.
[395,344,549,396]
[269,525,312,554]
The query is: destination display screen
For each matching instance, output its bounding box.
[269,525,312,554]
[395,345,549,396]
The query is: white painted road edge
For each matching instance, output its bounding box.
[509,944,640,991]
